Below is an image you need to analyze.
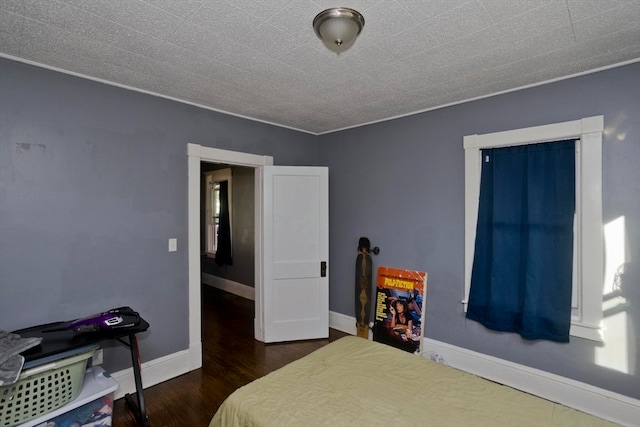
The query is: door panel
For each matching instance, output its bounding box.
[262,166,328,343]
[274,278,321,321]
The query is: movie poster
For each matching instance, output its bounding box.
[373,266,427,354]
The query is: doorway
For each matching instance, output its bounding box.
[187,144,273,370]
[200,162,255,299]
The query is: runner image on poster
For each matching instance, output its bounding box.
[373,266,427,354]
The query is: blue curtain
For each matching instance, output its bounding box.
[215,180,233,266]
[466,140,576,342]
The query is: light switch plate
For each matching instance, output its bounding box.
[168,238,177,252]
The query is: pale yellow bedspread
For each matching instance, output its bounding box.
[210,336,617,427]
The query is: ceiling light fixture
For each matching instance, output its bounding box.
[313,7,365,54]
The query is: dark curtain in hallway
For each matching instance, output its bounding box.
[215,180,233,266]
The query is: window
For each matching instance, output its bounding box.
[204,168,232,257]
[463,116,604,341]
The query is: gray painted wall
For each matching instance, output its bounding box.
[1,55,638,401]
[319,63,640,399]
[0,57,317,373]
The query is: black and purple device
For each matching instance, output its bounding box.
[44,306,141,334]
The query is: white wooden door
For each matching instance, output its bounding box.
[259,166,329,343]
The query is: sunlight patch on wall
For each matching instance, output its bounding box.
[596,216,629,374]
[603,216,626,295]
[604,112,628,142]
[596,310,628,374]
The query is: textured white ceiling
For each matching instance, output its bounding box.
[1,0,639,134]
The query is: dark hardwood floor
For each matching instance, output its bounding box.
[112,285,348,427]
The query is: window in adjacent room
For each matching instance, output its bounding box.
[204,168,232,264]
[462,116,604,342]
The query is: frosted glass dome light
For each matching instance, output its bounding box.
[313,8,365,54]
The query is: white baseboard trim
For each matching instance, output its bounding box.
[108,312,349,400]
[422,338,640,426]
[329,311,640,427]
[110,277,251,400]
[329,310,357,335]
[328,311,376,340]
[110,349,192,400]
[111,311,639,426]
[189,341,202,371]
[202,273,255,300]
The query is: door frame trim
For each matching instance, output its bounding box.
[187,143,273,369]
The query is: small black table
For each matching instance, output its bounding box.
[14,318,150,427]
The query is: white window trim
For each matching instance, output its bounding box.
[204,168,232,256]
[463,116,604,342]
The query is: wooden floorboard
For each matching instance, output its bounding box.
[112,285,348,427]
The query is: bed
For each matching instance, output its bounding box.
[210,336,616,427]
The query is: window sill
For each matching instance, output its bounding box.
[570,322,603,342]
[464,301,604,342]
